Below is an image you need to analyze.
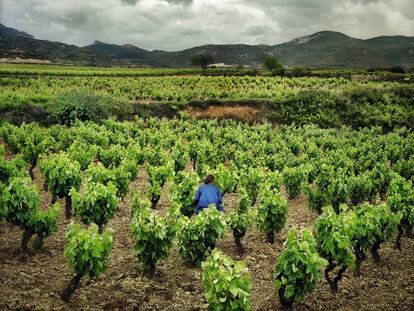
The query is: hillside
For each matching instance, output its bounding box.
[1,23,414,68]
[0,24,113,65]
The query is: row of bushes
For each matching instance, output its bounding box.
[1,85,413,131]
[0,92,134,125]
[269,85,414,131]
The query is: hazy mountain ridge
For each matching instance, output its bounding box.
[1,24,413,69]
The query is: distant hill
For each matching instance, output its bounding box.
[0,23,33,38]
[1,24,414,69]
[0,24,112,65]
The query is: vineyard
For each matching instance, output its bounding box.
[0,111,413,310]
[0,74,402,106]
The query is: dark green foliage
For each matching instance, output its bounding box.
[270,90,341,128]
[264,57,285,76]
[46,91,132,125]
[268,86,414,131]
[349,173,373,205]
[283,166,306,199]
[191,54,214,75]
[338,87,414,131]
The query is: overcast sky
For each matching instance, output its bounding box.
[1,0,414,51]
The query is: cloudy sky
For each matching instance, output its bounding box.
[1,0,414,51]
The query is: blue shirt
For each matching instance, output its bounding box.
[193,183,223,214]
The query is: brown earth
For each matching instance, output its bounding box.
[187,105,266,123]
[0,144,414,310]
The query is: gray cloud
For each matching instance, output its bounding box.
[181,29,202,35]
[164,0,193,5]
[121,0,193,5]
[0,0,413,51]
[120,0,139,5]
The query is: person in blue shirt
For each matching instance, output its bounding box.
[193,174,224,214]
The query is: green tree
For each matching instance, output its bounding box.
[192,54,214,75]
[264,56,285,77]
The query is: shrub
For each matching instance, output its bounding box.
[274,228,327,308]
[389,66,405,74]
[0,152,27,184]
[71,181,118,233]
[178,205,226,266]
[1,177,60,251]
[29,203,61,249]
[213,163,237,196]
[131,194,177,277]
[61,223,113,301]
[2,123,45,179]
[146,162,174,208]
[270,90,341,128]
[46,91,132,125]
[202,249,252,310]
[257,189,288,243]
[170,142,189,173]
[238,167,265,205]
[170,171,199,217]
[338,87,414,131]
[354,203,400,262]
[264,56,285,77]
[386,174,414,249]
[343,203,400,276]
[227,188,255,252]
[39,153,82,219]
[316,206,355,291]
[67,141,99,170]
[283,166,306,199]
[349,173,373,205]
[85,162,133,199]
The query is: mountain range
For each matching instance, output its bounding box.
[1,23,413,69]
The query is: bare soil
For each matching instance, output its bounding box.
[187,105,266,123]
[0,145,413,310]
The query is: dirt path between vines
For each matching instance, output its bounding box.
[0,152,413,310]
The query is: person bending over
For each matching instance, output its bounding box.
[193,174,223,214]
